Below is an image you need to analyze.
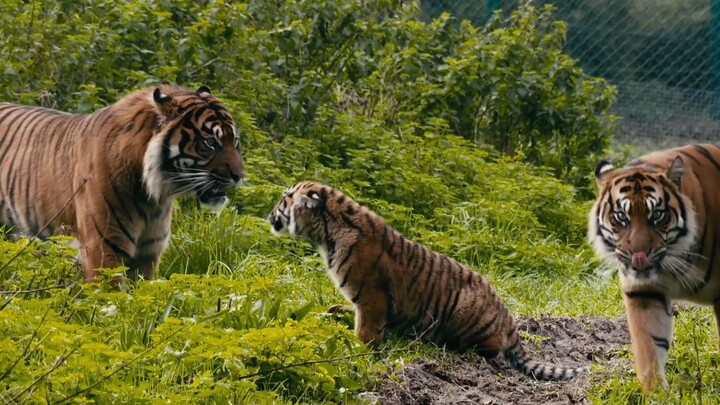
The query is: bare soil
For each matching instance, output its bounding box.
[370,314,632,405]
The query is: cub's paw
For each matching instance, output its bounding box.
[327,304,355,314]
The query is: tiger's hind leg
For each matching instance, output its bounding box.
[624,291,673,392]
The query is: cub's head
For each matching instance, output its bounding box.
[267,182,330,242]
[588,156,699,285]
[267,181,359,244]
[142,85,245,210]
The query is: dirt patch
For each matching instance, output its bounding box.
[372,315,632,405]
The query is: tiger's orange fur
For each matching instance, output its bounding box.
[269,181,586,381]
[589,144,720,391]
[0,85,244,282]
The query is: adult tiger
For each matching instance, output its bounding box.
[589,144,720,391]
[268,181,586,380]
[0,85,245,283]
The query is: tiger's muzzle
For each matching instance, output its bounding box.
[618,249,665,279]
[267,210,289,235]
[197,169,244,210]
[197,147,245,209]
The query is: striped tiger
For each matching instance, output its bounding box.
[588,144,720,391]
[0,85,245,283]
[268,181,586,380]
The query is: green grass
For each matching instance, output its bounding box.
[3,201,720,404]
[0,0,696,401]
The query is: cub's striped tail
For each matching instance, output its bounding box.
[503,339,587,381]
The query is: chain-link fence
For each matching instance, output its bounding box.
[422,0,720,146]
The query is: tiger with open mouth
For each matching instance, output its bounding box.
[0,85,245,282]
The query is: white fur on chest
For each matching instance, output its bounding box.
[318,244,356,301]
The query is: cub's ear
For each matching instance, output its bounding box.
[667,156,684,187]
[196,85,212,97]
[297,190,324,209]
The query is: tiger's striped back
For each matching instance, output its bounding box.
[0,104,83,236]
[268,181,586,381]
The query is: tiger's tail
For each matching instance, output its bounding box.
[502,336,587,381]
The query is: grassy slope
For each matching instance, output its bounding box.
[3,169,720,404]
[0,1,716,403]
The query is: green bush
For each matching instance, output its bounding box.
[0,1,614,190]
[0,0,617,402]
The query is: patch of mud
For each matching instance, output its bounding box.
[373,315,631,405]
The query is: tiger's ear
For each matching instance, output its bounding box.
[153,88,172,105]
[196,86,212,97]
[298,190,325,210]
[667,156,684,187]
[594,159,614,185]
[152,88,177,118]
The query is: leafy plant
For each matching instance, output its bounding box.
[0,0,669,403]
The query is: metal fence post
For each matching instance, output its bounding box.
[712,0,720,119]
[487,0,500,23]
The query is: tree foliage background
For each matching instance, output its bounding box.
[0,0,619,403]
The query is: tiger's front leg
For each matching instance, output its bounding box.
[354,291,389,347]
[136,257,160,281]
[77,235,126,284]
[75,200,135,285]
[713,299,720,352]
[624,291,673,392]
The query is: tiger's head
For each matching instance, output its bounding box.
[588,156,699,286]
[267,181,356,246]
[268,182,329,242]
[142,85,245,210]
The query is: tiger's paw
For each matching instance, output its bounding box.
[357,327,385,347]
[327,304,355,314]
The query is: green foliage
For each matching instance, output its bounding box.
[0,0,614,192]
[0,262,369,403]
[0,0,667,403]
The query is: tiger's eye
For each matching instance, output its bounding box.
[651,209,665,222]
[613,211,628,223]
[203,138,219,151]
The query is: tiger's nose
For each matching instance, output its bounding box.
[631,251,651,271]
[267,214,284,232]
[229,167,245,183]
[225,163,245,184]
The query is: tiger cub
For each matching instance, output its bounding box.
[589,144,720,391]
[268,181,586,380]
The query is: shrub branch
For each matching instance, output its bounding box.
[11,346,79,403]
[52,321,196,404]
[238,347,411,380]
